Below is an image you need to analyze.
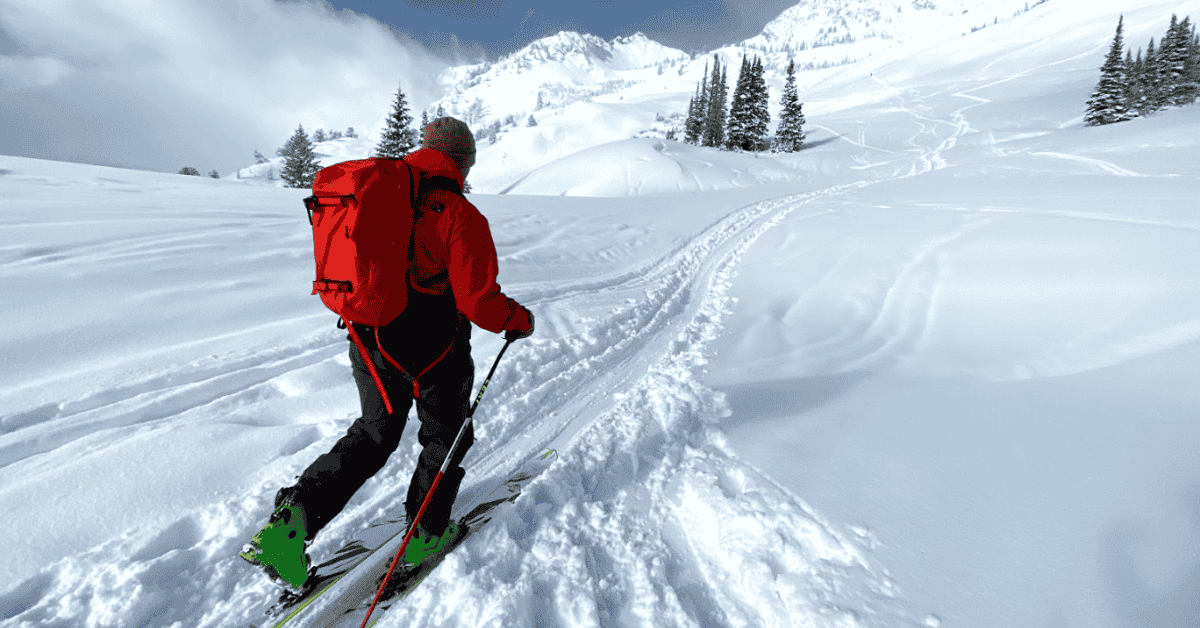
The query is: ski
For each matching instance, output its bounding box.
[356,448,559,626]
[250,449,557,628]
[247,513,413,626]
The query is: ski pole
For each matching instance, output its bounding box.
[360,337,515,628]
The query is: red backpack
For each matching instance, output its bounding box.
[305,156,443,413]
[304,157,417,327]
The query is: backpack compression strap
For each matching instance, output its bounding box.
[346,322,395,415]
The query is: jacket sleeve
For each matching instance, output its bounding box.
[447,204,531,334]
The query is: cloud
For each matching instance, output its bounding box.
[622,0,796,53]
[0,0,451,175]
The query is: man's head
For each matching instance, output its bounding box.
[423,116,476,180]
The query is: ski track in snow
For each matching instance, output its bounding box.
[0,328,345,470]
[0,55,977,627]
[0,172,930,628]
[365,175,931,628]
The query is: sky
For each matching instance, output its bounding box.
[0,0,794,179]
[321,0,799,59]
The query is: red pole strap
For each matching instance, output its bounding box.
[346,323,394,416]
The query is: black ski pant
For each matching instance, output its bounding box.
[278,326,474,540]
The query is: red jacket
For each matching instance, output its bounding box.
[404,148,531,335]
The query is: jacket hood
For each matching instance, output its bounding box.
[405,148,464,189]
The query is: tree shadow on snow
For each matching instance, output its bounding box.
[798,134,840,151]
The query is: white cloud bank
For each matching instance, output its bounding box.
[0,0,451,175]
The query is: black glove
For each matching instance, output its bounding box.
[505,308,534,342]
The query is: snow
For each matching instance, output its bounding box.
[3,0,1200,626]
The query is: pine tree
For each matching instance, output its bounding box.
[1166,16,1186,102]
[1158,15,1181,106]
[209,169,219,178]
[724,54,753,151]
[527,113,538,127]
[685,62,709,145]
[254,149,268,164]
[1085,14,1129,126]
[702,55,728,148]
[715,61,730,147]
[774,57,806,152]
[345,126,358,139]
[684,94,697,143]
[1129,46,1151,115]
[747,56,771,151]
[1185,23,1200,105]
[1166,16,1196,106]
[463,97,490,127]
[313,128,326,143]
[1144,38,1163,111]
[280,124,321,189]
[1121,48,1136,116]
[699,61,715,146]
[375,82,417,158]
[179,167,200,176]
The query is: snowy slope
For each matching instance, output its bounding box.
[3,0,1200,627]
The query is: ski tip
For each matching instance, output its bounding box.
[542,449,556,459]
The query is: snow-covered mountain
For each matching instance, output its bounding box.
[427,0,1040,129]
[435,31,688,115]
[230,0,1056,195]
[745,0,1037,53]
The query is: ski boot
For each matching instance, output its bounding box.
[402,520,463,568]
[240,499,312,590]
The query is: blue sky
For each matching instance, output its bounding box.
[323,0,798,60]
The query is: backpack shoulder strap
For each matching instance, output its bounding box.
[415,174,464,212]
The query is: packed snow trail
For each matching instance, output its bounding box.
[353,175,936,627]
[0,164,937,628]
[0,67,967,625]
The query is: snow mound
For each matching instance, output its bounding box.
[490,137,811,197]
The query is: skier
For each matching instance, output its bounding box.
[244,116,535,587]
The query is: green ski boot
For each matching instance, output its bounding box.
[402,520,462,568]
[240,501,311,589]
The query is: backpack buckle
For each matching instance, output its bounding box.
[303,194,355,225]
[303,196,318,225]
[312,279,353,294]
